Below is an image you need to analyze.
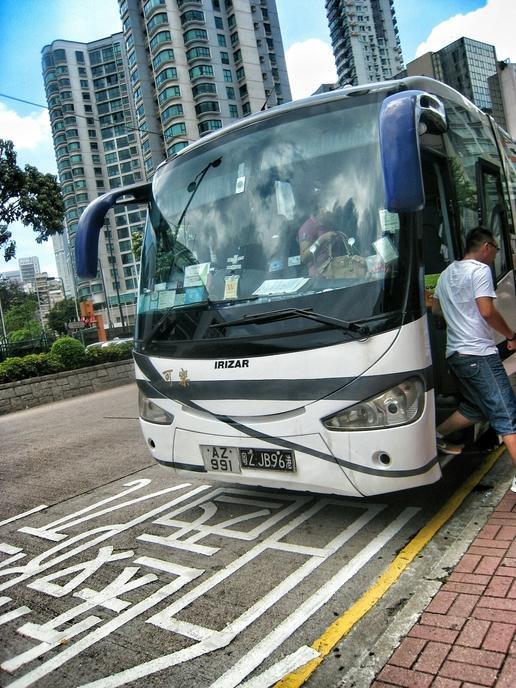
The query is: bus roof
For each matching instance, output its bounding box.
[158,76,487,175]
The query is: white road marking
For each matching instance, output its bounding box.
[209,507,419,688]
[0,544,26,570]
[0,482,421,688]
[237,647,320,687]
[61,500,387,688]
[0,506,47,528]
[19,480,181,541]
[0,484,209,593]
[0,607,31,626]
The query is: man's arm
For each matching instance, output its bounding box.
[432,295,443,317]
[476,296,516,350]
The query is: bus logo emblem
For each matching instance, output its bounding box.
[179,369,190,387]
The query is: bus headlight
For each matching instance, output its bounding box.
[138,389,174,425]
[322,377,425,431]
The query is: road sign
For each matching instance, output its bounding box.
[68,321,86,330]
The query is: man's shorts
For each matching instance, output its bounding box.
[447,352,516,436]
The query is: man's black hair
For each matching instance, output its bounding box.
[465,226,495,252]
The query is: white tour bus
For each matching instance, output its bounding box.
[76,77,516,497]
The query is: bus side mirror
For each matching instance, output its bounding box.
[76,182,152,278]
[379,90,447,213]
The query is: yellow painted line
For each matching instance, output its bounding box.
[275,445,506,688]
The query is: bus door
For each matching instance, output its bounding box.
[421,157,460,418]
[476,160,516,342]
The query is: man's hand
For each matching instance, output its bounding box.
[477,296,515,342]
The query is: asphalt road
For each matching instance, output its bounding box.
[0,384,512,688]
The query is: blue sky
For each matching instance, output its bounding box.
[0,0,512,275]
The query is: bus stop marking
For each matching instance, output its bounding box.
[274,444,506,687]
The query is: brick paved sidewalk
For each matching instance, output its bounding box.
[372,487,516,688]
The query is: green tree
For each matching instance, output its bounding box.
[4,298,39,333]
[131,229,143,262]
[7,321,42,342]
[0,277,27,312]
[0,139,65,261]
[47,298,79,334]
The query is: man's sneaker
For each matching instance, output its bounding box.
[436,436,464,455]
[511,476,516,493]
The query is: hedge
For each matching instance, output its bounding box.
[0,337,133,383]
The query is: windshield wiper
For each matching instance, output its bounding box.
[172,157,222,242]
[209,308,370,338]
[140,300,211,350]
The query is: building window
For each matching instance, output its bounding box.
[162,103,184,122]
[215,16,224,29]
[229,104,238,118]
[147,12,168,33]
[198,119,222,134]
[164,122,187,140]
[155,66,178,86]
[183,28,208,43]
[195,101,220,115]
[152,48,175,70]
[186,46,211,61]
[192,82,217,96]
[189,64,214,79]
[143,0,165,15]
[226,86,235,99]
[220,51,229,64]
[150,30,172,52]
[180,10,205,26]
[217,33,226,46]
[223,69,233,82]
[158,85,181,103]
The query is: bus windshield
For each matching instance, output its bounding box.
[137,94,409,351]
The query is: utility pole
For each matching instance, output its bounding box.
[105,227,127,331]
[0,292,7,340]
[98,259,115,331]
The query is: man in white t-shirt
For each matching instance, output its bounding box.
[432,227,516,491]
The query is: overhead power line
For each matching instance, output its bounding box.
[0,92,162,138]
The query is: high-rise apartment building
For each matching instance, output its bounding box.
[18,256,41,287]
[42,34,147,330]
[403,37,505,129]
[42,2,291,329]
[52,233,76,298]
[118,0,291,168]
[433,37,497,112]
[325,0,403,86]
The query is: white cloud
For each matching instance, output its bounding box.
[0,103,57,174]
[0,102,51,152]
[415,0,515,62]
[285,39,338,100]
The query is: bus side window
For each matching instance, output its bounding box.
[421,160,454,275]
[477,162,510,280]
[421,206,447,274]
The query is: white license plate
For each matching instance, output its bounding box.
[201,445,242,473]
